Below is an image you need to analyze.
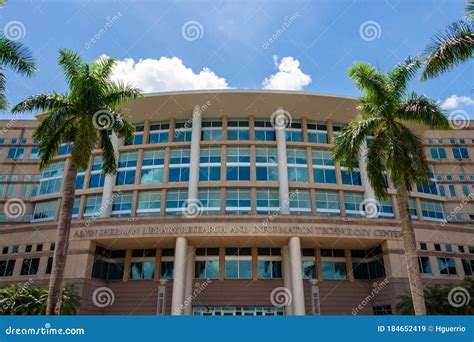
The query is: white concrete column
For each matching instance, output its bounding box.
[356,114,376,207]
[100,132,123,217]
[188,105,202,202]
[171,237,188,315]
[183,245,195,315]
[281,246,293,315]
[288,237,305,315]
[274,108,290,215]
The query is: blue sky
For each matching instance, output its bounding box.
[1,0,472,119]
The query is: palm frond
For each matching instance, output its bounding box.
[99,130,117,174]
[0,70,6,110]
[11,92,70,113]
[347,62,389,104]
[396,92,450,129]
[421,19,474,80]
[388,56,421,96]
[58,49,82,88]
[105,82,142,107]
[366,130,390,199]
[92,55,117,80]
[0,36,37,76]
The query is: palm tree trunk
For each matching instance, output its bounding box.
[46,158,77,315]
[395,181,427,315]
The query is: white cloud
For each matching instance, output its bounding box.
[440,94,474,110]
[262,56,311,91]
[108,56,229,93]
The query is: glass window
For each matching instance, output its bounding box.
[321,249,347,280]
[287,148,308,183]
[430,147,446,159]
[149,122,169,144]
[58,143,72,155]
[225,248,252,279]
[32,200,56,222]
[83,195,103,217]
[257,248,282,279]
[418,257,432,274]
[20,258,40,275]
[344,192,364,217]
[89,156,105,188]
[29,147,40,159]
[254,120,275,141]
[226,147,250,181]
[130,249,156,280]
[160,248,174,279]
[227,120,249,141]
[141,150,165,184]
[174,120,192,142]
[125,125,144,146]
[201,120,222,141]
[198,188,221,215]
[312,149,336,184]
[461,259,474,276]
[195,248,220,279]
[199,147,221,182]
[452,147,469,160]
[256,188,279,214]
[169,149,190,183]
[111,192,132,217]
[307,121,328,143]
[256,147,278,181]
[226,189,251,214]
[165,189,188,215]
[315,190,340,216]
[72,197,81,219]
[38,162,64,195]
[340,161,362,186]
[6,147,24,160]
[137,191,162,216]
[437,257,457,275]
[285,121,302,142]
[302,248,316,279]
[420,200,444,221]
[116,152,137,186]
[289,189,311,215]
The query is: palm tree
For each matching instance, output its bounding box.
[0,283,80,315]
[0,35,36,110]
[420,1,474,80]
[11,49,142,315]
[396,278,474,315]
[332,58,449,315]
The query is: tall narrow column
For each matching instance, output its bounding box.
[288,237,305,315]
[188,105,202,202]
[183,245,195,315]
[100,132,123,217]
[171,237,188,315]
[274,108,290,215]
[356,114,376,213]
[281,246,293,315]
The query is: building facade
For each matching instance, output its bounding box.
[0,90,473,316]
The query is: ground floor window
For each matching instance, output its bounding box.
[195,248,220,279]
[321,249,347,280]
[20,258,40,276]
[130,249,156,280]
[257,248,282,279]
[193,306,284,316]
[160,248,174,280]
[373,305,392,315]
[437,257,457,275]
[302,248,317,279]
[225,248,252,279]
